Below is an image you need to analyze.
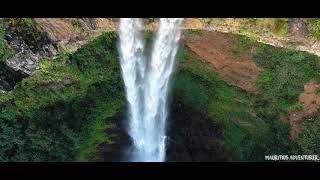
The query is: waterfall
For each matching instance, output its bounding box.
[119,18,184,162]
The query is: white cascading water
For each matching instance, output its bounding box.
[119,18,184,162]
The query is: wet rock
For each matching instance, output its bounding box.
[0,79,12,91]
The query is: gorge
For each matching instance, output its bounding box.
[0,18,320,162]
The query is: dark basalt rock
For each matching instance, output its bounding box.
[0,79,11,91]
[166,99,229,162]
[4,34,57,76]
[0,61,27,89]
[2,19,59,76]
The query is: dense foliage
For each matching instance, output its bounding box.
[172,31,320,161]
[297,114,320,155]
[173,45,269,161]
[1,26,320,161]
[0,27,15,61]
[0,32,125,161]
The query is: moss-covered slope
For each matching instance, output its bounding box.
[0,32,125,161]
[1,28,320,162]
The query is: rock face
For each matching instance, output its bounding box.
[0,60,27,88]
[0,79,11,91]
[288,18,309,38]
[2,18,320,79]
[183,18,320,57]
[5,51,41,76]
[1,18,116,77]
[166,99,229,162]
[34,18,116,51]
[185,31,261,92]
[289,81,320,140]
[2,20,58,76]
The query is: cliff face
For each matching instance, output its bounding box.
[0,18,116,76]
[1,18,320,161]
[1,18,319,77]
[34,18,117,51]
[182,18,320,57]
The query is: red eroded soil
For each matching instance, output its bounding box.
[289,81,320,140]
[184,31,261,92]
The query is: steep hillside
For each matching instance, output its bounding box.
[0,18,320,161]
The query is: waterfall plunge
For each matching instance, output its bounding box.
[119,18,183,162]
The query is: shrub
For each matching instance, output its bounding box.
[307,18,320,39]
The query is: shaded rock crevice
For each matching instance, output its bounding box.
[166,99,229,162]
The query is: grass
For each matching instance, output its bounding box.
[307,18,320,40]
[185,29,203,37]
[232,35,257,60]
[252,41,320,156]
[255,18,289,37]
[223,18,289,42]
[173,44,270,161]
[199,18,225,26]
[175,29,320,160]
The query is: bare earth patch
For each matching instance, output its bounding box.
[289,81,320,141]
[184,31,261,92]
[34,18,116,51]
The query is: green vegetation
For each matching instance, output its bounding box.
[144,18,156,24]
[71,19,83,33]
[173,45,270,161]
[297,114,320,155]
[199,18,225,25]
[185,29,203,37]
[307,18,320,39]
[0,27,15,61]
[3,18,53,52]
[0,26,17,87]
[232,35,257,60]
[0,32,125,161]
[1,24,320,162]
[256,18,289,37]
[238,18,289,37]
[252,41,320,155]
[254,43,320,113]
[173,30,320,161]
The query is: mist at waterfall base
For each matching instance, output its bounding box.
[118,18,184,162]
